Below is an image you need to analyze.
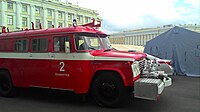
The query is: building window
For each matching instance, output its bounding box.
[7,2,13,10]
[47,9,53,17]
[77,15,83,23]
[85,17,91,23]
[22,4,28,12]
[7,15,13,25]
[35,6,40,14]
[58,22,63,27]
[32,38,48,52]
[68,24,72,27]
[68,13,73,21]
[22,17,28,27]
[35,19,40,28]
[58,11,62,18]
[15,40,28,52]
[48,21,52,28]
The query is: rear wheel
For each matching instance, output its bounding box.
[0,71,15,97]
[92,73,127,107]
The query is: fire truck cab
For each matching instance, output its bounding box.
[0,20,172,107]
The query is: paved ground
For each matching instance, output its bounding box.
[0,75,199,112]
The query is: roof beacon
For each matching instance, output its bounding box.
[73,19,77,27]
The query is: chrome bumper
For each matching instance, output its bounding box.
[163,77,172,87]
[134,77,172,100]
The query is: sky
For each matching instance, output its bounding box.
[61,0,200,34]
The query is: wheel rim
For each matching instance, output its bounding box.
[97,81,119,101]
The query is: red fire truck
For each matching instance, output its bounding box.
[0,19,172,107]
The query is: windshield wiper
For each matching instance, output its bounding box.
[104,49,111,52]
[112,47,117,50]
[88,46,96,50]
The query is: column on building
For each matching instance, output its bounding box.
[131,36,133,45]
[122,37,124,44]
[142,35,145,46]
[135,36,138,45]
[43,7,47,28]
[139,35,142,46]
[74,8,78,20]
[16,1,22,29]
[0,0,6,26]
[54,9,58,28]
[141,35,143,46]
[125,37,128,45]
[30,5,34,28]
[127,36,129,45]
[143,35,146,46]
[64,11,68,27]
[82,15,85,24]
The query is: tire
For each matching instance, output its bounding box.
[0,71,15,97]
[92,73,127,107]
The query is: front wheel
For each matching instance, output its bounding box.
[0,71,15,97]
[92,73,127,107]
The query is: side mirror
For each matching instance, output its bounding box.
[65,42,70,53]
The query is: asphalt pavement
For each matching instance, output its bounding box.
[0,75,199,112]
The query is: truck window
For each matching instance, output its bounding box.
[32,38,48,52]
[54,36,71,52]
[74,34,111,50]
[75,34,100,50]
[15,39,28,52]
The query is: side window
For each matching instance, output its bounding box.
[15,39,28,52]
[54,36,71,52]
[32,38,48,52]
[75,35,84,50]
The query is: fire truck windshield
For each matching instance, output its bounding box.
[75,34,112,50]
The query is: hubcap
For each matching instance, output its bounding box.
[98,82,118,101]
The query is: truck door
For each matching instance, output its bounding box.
[25,37,51,87]
[50,34,74,90]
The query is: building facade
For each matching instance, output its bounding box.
[0,0,100,32]
[109,24,200,46]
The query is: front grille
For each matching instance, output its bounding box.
[139,59,146,71]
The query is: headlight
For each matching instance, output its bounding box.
[131,61,140,77]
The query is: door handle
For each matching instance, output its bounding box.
[48,52,55,58]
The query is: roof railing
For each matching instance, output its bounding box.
[2,26,6,33]
[1,18,101,34]
[81,18,101,28]
[31,22,35,30]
